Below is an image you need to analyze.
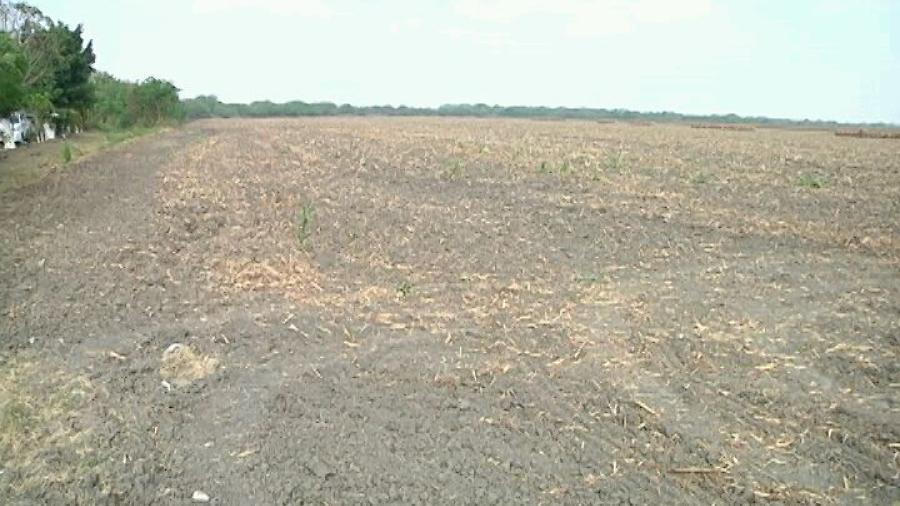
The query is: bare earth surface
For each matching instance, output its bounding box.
[1,118,898,505]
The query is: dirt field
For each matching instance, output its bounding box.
[1,118,898,504]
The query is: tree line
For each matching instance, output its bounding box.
[181,97,888,129]
[0,1,182,134]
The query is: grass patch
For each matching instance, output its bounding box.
[441,158,465,180]
[798,174,826,189]
[576,273,601,284]
[61,142,73,163]
[104,126,158,146]
[0,357,97,497]
[605,150,626,172]
[0,127,162,193]
[691,172,713,184]
[538,160,573,175]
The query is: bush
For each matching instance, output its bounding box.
[89,73,182,129]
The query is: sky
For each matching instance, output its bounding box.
[31,0,900,123]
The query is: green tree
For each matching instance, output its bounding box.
[45,23,95,115]
[0,32,27,115]
[89,72,134,128]
[8,2,96,129]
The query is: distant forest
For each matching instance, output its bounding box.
[182,96,892,129]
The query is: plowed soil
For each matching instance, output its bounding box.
[1,118,898,504]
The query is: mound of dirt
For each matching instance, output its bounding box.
[159,344,218,387]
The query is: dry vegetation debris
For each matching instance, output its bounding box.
[1,118,898,503]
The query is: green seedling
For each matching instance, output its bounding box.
[397,280,413,297]
[296,204,315,246]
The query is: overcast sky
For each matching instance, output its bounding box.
[33,0,900,123]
